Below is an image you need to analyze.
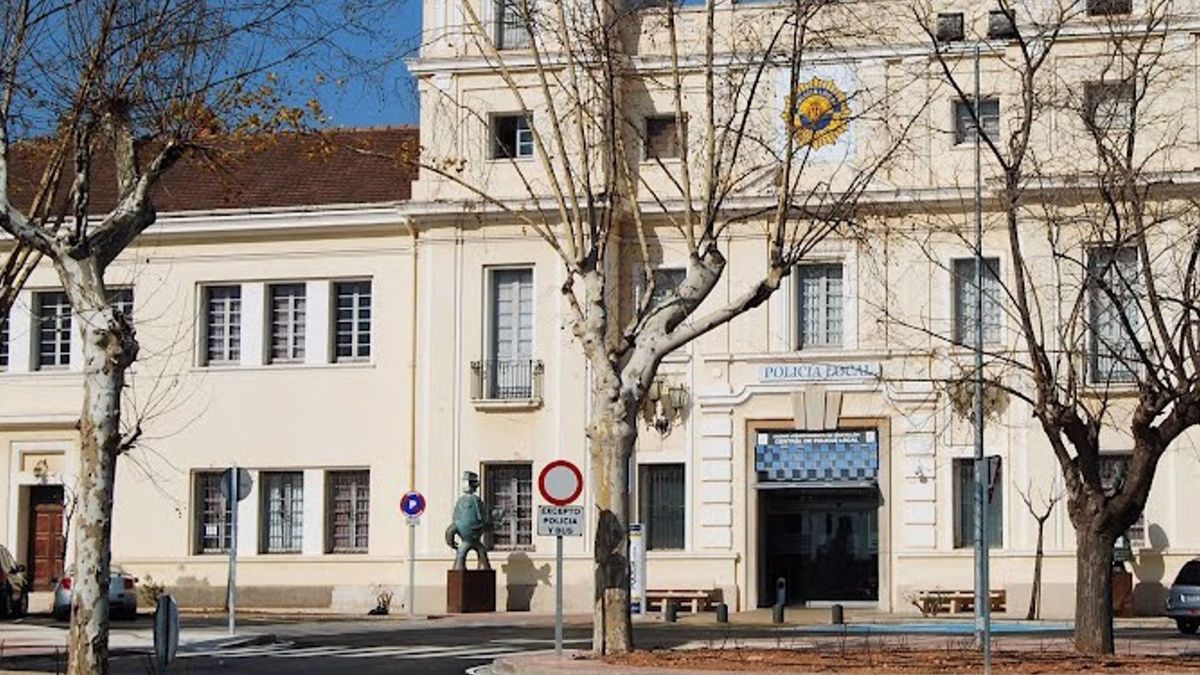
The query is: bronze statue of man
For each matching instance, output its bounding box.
[444,471,495,570]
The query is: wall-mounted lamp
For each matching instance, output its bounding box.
[643,377,688,435]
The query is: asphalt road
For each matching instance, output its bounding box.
[1,616,1196,674]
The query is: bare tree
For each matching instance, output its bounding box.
[906,0,1195,654]
[0,2,397,672]
[1018,480,1064,620]
[411,0,921,653]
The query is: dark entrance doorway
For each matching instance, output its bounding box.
[760,488,878,605]
[27,485,65,591]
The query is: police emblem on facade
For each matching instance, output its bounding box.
[783,77,852,149]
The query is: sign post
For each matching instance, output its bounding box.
[629,523,646,616]
[219,466,252,636]
[153,594,179,674]
[400,491,426,616]
[538,460,584,658]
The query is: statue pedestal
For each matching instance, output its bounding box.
[447,569,496,613]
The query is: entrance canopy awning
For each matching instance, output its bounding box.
[755,430,879,486]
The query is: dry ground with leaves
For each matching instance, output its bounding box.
[605,644,1200,672]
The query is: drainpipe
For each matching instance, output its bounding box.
[403,215,419,493]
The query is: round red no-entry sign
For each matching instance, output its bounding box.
[538,460,583,506]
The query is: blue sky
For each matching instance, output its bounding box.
[306,2,423,128]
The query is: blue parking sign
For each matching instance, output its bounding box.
[400,491,426,517]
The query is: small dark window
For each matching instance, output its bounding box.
[936,12,964,43]
[987,9,1017,39]
[1176,561,1200,586]
[1088,0,1131,15]
[1084,81,1135,131]
[644,116,682,160]
[491,115,534,160]
[954,98,1000,145]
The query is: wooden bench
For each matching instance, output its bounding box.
[646,589,717,614]
[916,589,1006,615]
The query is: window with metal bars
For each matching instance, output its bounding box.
[952,257,1002,345]
[194,472,232,554]
[484,464,532,550]
[495,0,531,49]
[36,291,71,369]
[260,472,304,553]
[639,464,685,550]
[269,283,306,363]
[334,281,371,362]
[796,263,843,349]
[204,286,241,365]
[1099,454,1146,547]
[1088,246,1141,383]
[326,470,370,553]
[953,98,1000,146]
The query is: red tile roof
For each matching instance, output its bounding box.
[9,127,418,214]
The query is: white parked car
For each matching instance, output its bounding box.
[52,566,138,621]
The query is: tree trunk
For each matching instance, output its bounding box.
[1027,521,1045,620]
[1074,527,1116,655]
[62,260,134,675]
[589,396,636,655]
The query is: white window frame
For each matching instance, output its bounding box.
[202,285,242,366]
[325,469,370,554]
[951,257,1003,346]
[490,114,534,160]
[259,471,304,554]
[483,462,533,551]
[333,280,372,363]
[268,283,307,364]
[794,262,846,350]
[953,97,1001,146]
[484,265,536,399]
[193,471,231,555]
[34,291,72,370]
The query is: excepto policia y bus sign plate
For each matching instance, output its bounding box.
[537,505,585,537]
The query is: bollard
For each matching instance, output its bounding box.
[831,603,844,625]
[775,577,787,608]
[716,602,729,624]
[664,600,678,623]
[772,602,785,624]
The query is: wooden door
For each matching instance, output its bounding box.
[27,486,65,591]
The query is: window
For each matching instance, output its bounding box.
[954,98,1000,146]
[488,268,535,398]
[0,311,9,370]
[260,472,303,553]
[1088,246,1141,383]
[987,9,1017,39]
[109,288,134,323]
[953,457,1003,548]
[36,291,71,369]
[953,257,1002,345]
[1176,561,1200,586]
[327,470,369,553]
[634,267,686,310]
[491,115,534,159]
[639,464,685,550]
[1100,454,1146,546]
[204,285,241,365]
[796,263,843,349]
[1087,0,1131,16]
[194,472,232,554]
[936,12,965,43]
[269,283,306,363]
[495,0,531,49]
[644,116,683,160]
[334,281,371,362]
[485,463,532,550]
[1085,81,1135,131]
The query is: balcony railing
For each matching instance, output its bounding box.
[471,358,544,402]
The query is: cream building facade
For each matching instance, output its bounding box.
[4,0,1200,620]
